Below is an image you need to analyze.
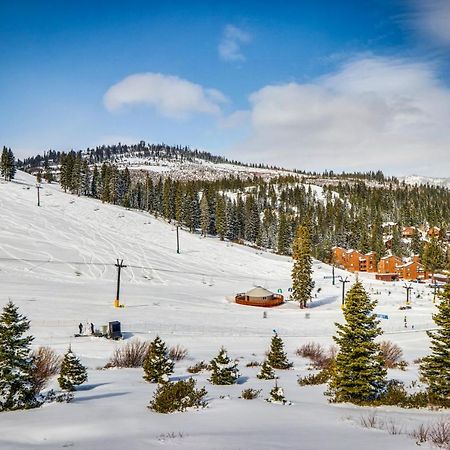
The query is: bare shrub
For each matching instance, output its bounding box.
[240,388,262,400]
[105,339,150,368]
[246,361,260,367]
[379,340,404,369]
[429,421,450,448]
[383,418,403,435]
[296,342,324,360]
[410,424,429,444]
[360,411,379,429]
[187,361,208,374]
[168,344,188,361]
[296,342,336,369]
[31,346,61,394]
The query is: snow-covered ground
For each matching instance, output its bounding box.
[400,175,450,189]
[0,172,448,449]
[114,154,296,181]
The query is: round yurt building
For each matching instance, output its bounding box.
[235,286,284,307]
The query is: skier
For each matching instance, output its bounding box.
[90,323,95,335]
[78,323,83,335]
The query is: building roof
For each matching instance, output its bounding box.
[245,286,274,298]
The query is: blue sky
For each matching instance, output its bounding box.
[1,0,450,176]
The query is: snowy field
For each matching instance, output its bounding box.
[0,171,448,449]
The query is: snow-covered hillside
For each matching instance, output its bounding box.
[400,175,450,189]
[116,155,295,181]
[0,172,447,450]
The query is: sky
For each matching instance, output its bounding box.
[1,0,450,177]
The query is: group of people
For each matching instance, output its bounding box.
[78,322,95,335]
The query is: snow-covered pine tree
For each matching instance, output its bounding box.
[266,381,290,405]
[266,333,293,369]
[291,225,315,308]
[327,282,386,404]
[420,284,450,402]
[208,347,239,385]
[142,336,174,384]
[58,348,87,391]
[0,300,37,411]
[257,359,276,380]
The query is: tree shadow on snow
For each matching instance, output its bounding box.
[309,296,337,308]
[237,376,249,385]
[170,375,194,382]
[76,383,111,391]
[74,392,129,402]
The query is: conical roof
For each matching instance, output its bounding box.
[245,286,274,298]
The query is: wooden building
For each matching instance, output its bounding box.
[235,286,284,308]
[378,255,403,274]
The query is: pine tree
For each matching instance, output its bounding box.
[277,211,289,255]
[0,301,37,411]
[410,228,423,257]
[57,348,87,391]
[257,359,276,380]
[7,149,16,181]
[327,282,386,404]
[143,336,174,384]
[266,381,289,404]
[200,193,210,237]
[215,195,227,241]
[291,225,315,308]
[422,237,444,279]
[266,333,292,369]
[420,284,450,401]
[0,147,8,180]
[208,347,239,385]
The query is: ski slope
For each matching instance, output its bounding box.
[0,171,447,450]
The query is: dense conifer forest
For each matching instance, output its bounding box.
[19,143,450,270]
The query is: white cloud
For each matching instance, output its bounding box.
[218,25,251,62]
[410,0,450,45]
[229,56,450,176]
[104,73,227,118]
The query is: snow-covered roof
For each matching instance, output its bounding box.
[245,286,274,298]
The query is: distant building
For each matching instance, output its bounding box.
[378,255,403,274]
[396,260,425,280]
[331,247,377,273]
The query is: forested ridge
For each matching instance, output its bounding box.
[18,144,450,269]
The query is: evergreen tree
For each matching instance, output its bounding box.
[391,224,404,257]
[420,284,450,401]
[57,348,87,391]
[277,211,290,255]
[7,149,16,181]
[291,225,315,308]
[0,301,36,411]
[143,336,174,384]
[327,282,386,404]
[215,195,227,241]
[257,359,276,380]
[0,147,15,181]
[200,193,210,236]
[410,228,423,257]
[422,237,445,279]
[0,147,8,180]
[266,333,292,369]
[209,347,239,385]
[266,381,289,404]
